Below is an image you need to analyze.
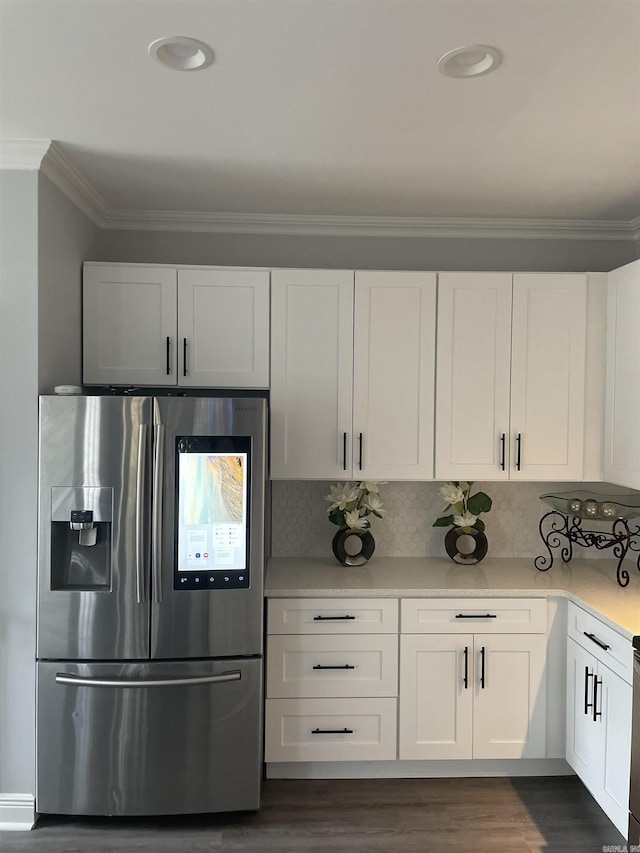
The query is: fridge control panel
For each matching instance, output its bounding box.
[176,571,249,590]
[174,435,252,592]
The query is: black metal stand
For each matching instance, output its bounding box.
[535,511,640,587]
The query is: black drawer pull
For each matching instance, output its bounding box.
[313,664,356,670]
[311,728,353,735]
[455,613,497,619]
[583,631,610,651]
[313,615,356,621]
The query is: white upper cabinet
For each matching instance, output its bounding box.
[270,268,437,480]
[510,274,587,480]
[270,269,354,480]
[436,273,512,480]
[83,264,177,387]
[83,263,270,388]
[604,259,640,489]
[353,271,436,480]
[436,272,588,480]
[177,268,270,388]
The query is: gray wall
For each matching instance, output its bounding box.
[0,170,39,795]
[0,170,98,798]
[38,175,99,393]
[95,229,637,273]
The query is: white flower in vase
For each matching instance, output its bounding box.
[344,510,369,529]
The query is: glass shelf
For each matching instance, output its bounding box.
[540,490,640,521]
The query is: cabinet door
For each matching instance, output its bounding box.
[435,273,512,480]
[271,269,354,479]
[566,637,601,789]
[510,274,587,480]
[473,634,546,759]
[83,264,177,386]
[399,634,473,760]
[604,259,640,489]
[599,666,632,837]
[353,271,436,480]
[177,268,270,388]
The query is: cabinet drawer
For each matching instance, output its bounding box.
[265,697,397,762]
[401,598,546,634]
[267,634,398,698]
[268,598,398,634]
[567,602,632,684]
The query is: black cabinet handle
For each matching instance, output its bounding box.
[584,666,594,715]
[500,433,506,471]
[593,676,603,721]
[311,728,353,735]
[516,433,522,471]
[463,646,469,689]
[583,631,611,651]
[313,615,355,621]
[480,646,486,689]
[183,338,188,376]
[342,432,347,471]
[358,433,363,470]
[165,336,171,374]
[455,613,497,619]
[312,664,355,670]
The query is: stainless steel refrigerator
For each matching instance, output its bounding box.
[36,395,267,817]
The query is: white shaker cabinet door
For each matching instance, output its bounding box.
[472,634,547,760]
[83,264,177,386]
[604,259,640,489]
[271,269,354,479]
[510,274,587,481]
[435,273,512,480]
[177,268,270,388]
[399,634,473,760]
[353,271,436,480]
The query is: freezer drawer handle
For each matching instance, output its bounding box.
[312,664,356,670]
[55,670,242,688]
[313,615,356,621]
[311,728,354,735]
[583,631,610,651]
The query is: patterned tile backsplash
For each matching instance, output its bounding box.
[271,480,630,561]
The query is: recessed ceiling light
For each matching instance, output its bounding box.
[437,45,502,78]
[148,37,214,71]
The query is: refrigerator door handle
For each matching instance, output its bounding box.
[136,424,148,604]
[152,423,165,603]
[55,670,242,688]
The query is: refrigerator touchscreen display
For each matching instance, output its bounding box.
[175,436,251,589]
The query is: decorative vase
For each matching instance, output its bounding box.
[444,527,488,565]
[331,528,376,567]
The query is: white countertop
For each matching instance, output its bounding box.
[266,556,640,638]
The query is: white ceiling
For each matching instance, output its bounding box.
[1,0,639,231]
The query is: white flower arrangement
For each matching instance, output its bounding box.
[326,482,386,530]
[434,481,492,533]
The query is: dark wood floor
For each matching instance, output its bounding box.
[0,776,627,852]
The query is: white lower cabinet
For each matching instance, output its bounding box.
[566,603,633,837]
[265,598,399,762]
[399,631,547,760]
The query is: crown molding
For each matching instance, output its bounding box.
[0,138,51,170]
[3,139,639,240]
[103,208,640,240]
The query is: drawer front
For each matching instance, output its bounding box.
[265,697,397,762]
[401,598,547,634]
[267,634,398,698]
[268,598,398,634]
[567,601,632,684]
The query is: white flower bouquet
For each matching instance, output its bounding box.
[325,482,385,530]
[433,481,492,533]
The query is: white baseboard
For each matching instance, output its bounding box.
[0,794,35,831]
[266,758,573,779]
